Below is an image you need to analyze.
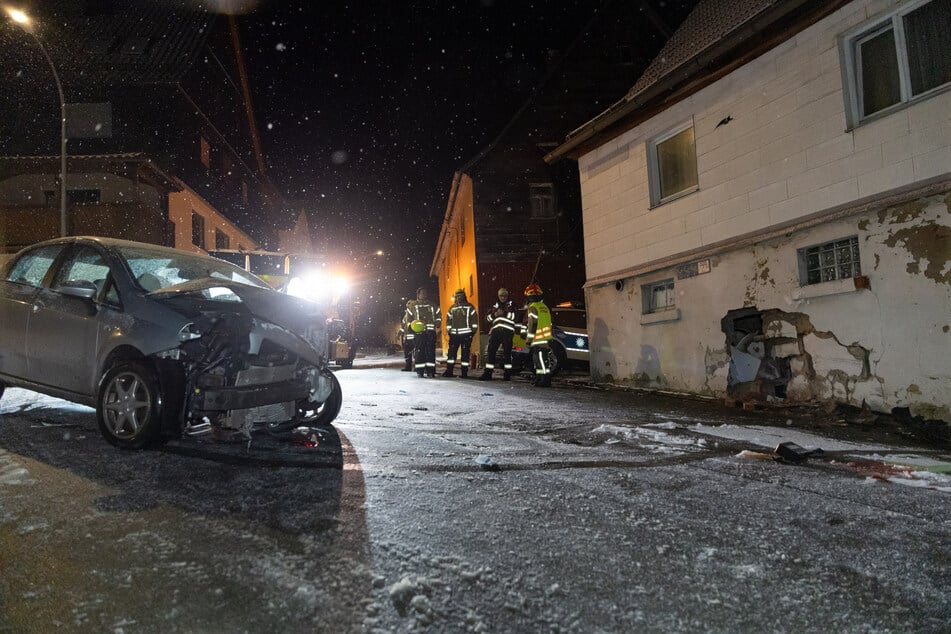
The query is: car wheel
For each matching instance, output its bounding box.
[548,342,568,376]
[298,369,343,426]
[97,361,163,449]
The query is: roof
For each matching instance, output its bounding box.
[0,152,181,191]
[45,2,213,86]
[546,0,849,162]
[623,0,777,102]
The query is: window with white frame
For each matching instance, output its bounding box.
[798,236,861,286]
[840,0,951,127]
[642,279,675,314]
[647,121,698,206]
[529,183,555,218]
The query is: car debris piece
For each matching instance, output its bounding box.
[475,454,500,471]
[774,441,823,464]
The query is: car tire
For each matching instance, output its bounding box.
[548,342,568,376]
[0,380,5,402]
[97,361,164,449]
[299,369,343,426]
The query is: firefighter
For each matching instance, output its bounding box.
[524,283,553,387]
[443,289,478,378]
[404,287,441,377]
[397,321,414,371]
[479,287,517,381]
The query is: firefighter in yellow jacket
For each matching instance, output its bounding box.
[404,287,441,377]
[524,283,553,387]
[442,289,478,378]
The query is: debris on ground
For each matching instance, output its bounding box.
[474,454,500,471]
[773,441,824,464]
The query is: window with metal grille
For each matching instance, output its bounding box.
[642,279,675,314]
[840,0,951,127]
[799,237,861,285]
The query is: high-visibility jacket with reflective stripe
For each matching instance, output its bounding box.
[405,300,441,331]
[526,301,552,346]
[486,299,517,333]
[446,303,478,335]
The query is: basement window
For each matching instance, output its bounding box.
[647,120,698,206]
[642,279,675,314]
[839,0,951,127]
[798,236,861,286]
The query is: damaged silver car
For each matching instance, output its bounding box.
[0,237,342,449]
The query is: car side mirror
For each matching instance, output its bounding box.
[57,280,98,300]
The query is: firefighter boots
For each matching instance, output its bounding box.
[478,369,492,381]
[502,370,511,381]
[442,367,454,377]
[460,368,468,379]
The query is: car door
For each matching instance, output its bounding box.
[25,244,110,396]
[0,244,66,380]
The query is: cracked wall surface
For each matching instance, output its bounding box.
[587,194,951,421]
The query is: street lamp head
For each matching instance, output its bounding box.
[4,6,32,27]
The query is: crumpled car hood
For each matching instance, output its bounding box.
[148,279,328,361]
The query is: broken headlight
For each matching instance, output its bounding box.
[178,322,202,342]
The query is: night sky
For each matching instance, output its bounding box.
[227,0,673,290]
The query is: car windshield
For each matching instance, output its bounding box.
[118,245,271,292]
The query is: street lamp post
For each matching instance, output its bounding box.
[5,7,68,237]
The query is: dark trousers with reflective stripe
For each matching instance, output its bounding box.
[485,328,513,371]
[446,334,473,369]
[531,342,551,375]
[414,330,436,371]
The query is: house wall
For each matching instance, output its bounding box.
[578,0,951,420]
[168,186,257,254]
[0,171,168,248]
[0,172,163,208]
[435,174,479,353]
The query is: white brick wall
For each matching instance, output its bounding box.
[579,0,951,280]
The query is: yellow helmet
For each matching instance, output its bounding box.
[410,319,426,333]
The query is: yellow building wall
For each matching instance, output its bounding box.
[436,174,479,357]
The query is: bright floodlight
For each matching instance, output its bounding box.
[5,7,30,24]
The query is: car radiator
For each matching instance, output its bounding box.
[224,364,298,433]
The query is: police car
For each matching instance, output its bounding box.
[511,302,589,376]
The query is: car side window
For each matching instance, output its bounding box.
[54,245,111,291]
[5,245,65,287]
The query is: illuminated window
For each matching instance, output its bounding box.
[648,121,698,206]
[200,136,210,169]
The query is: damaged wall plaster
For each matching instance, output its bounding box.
[586,194,950,421]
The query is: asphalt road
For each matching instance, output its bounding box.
[0,367,949,633]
